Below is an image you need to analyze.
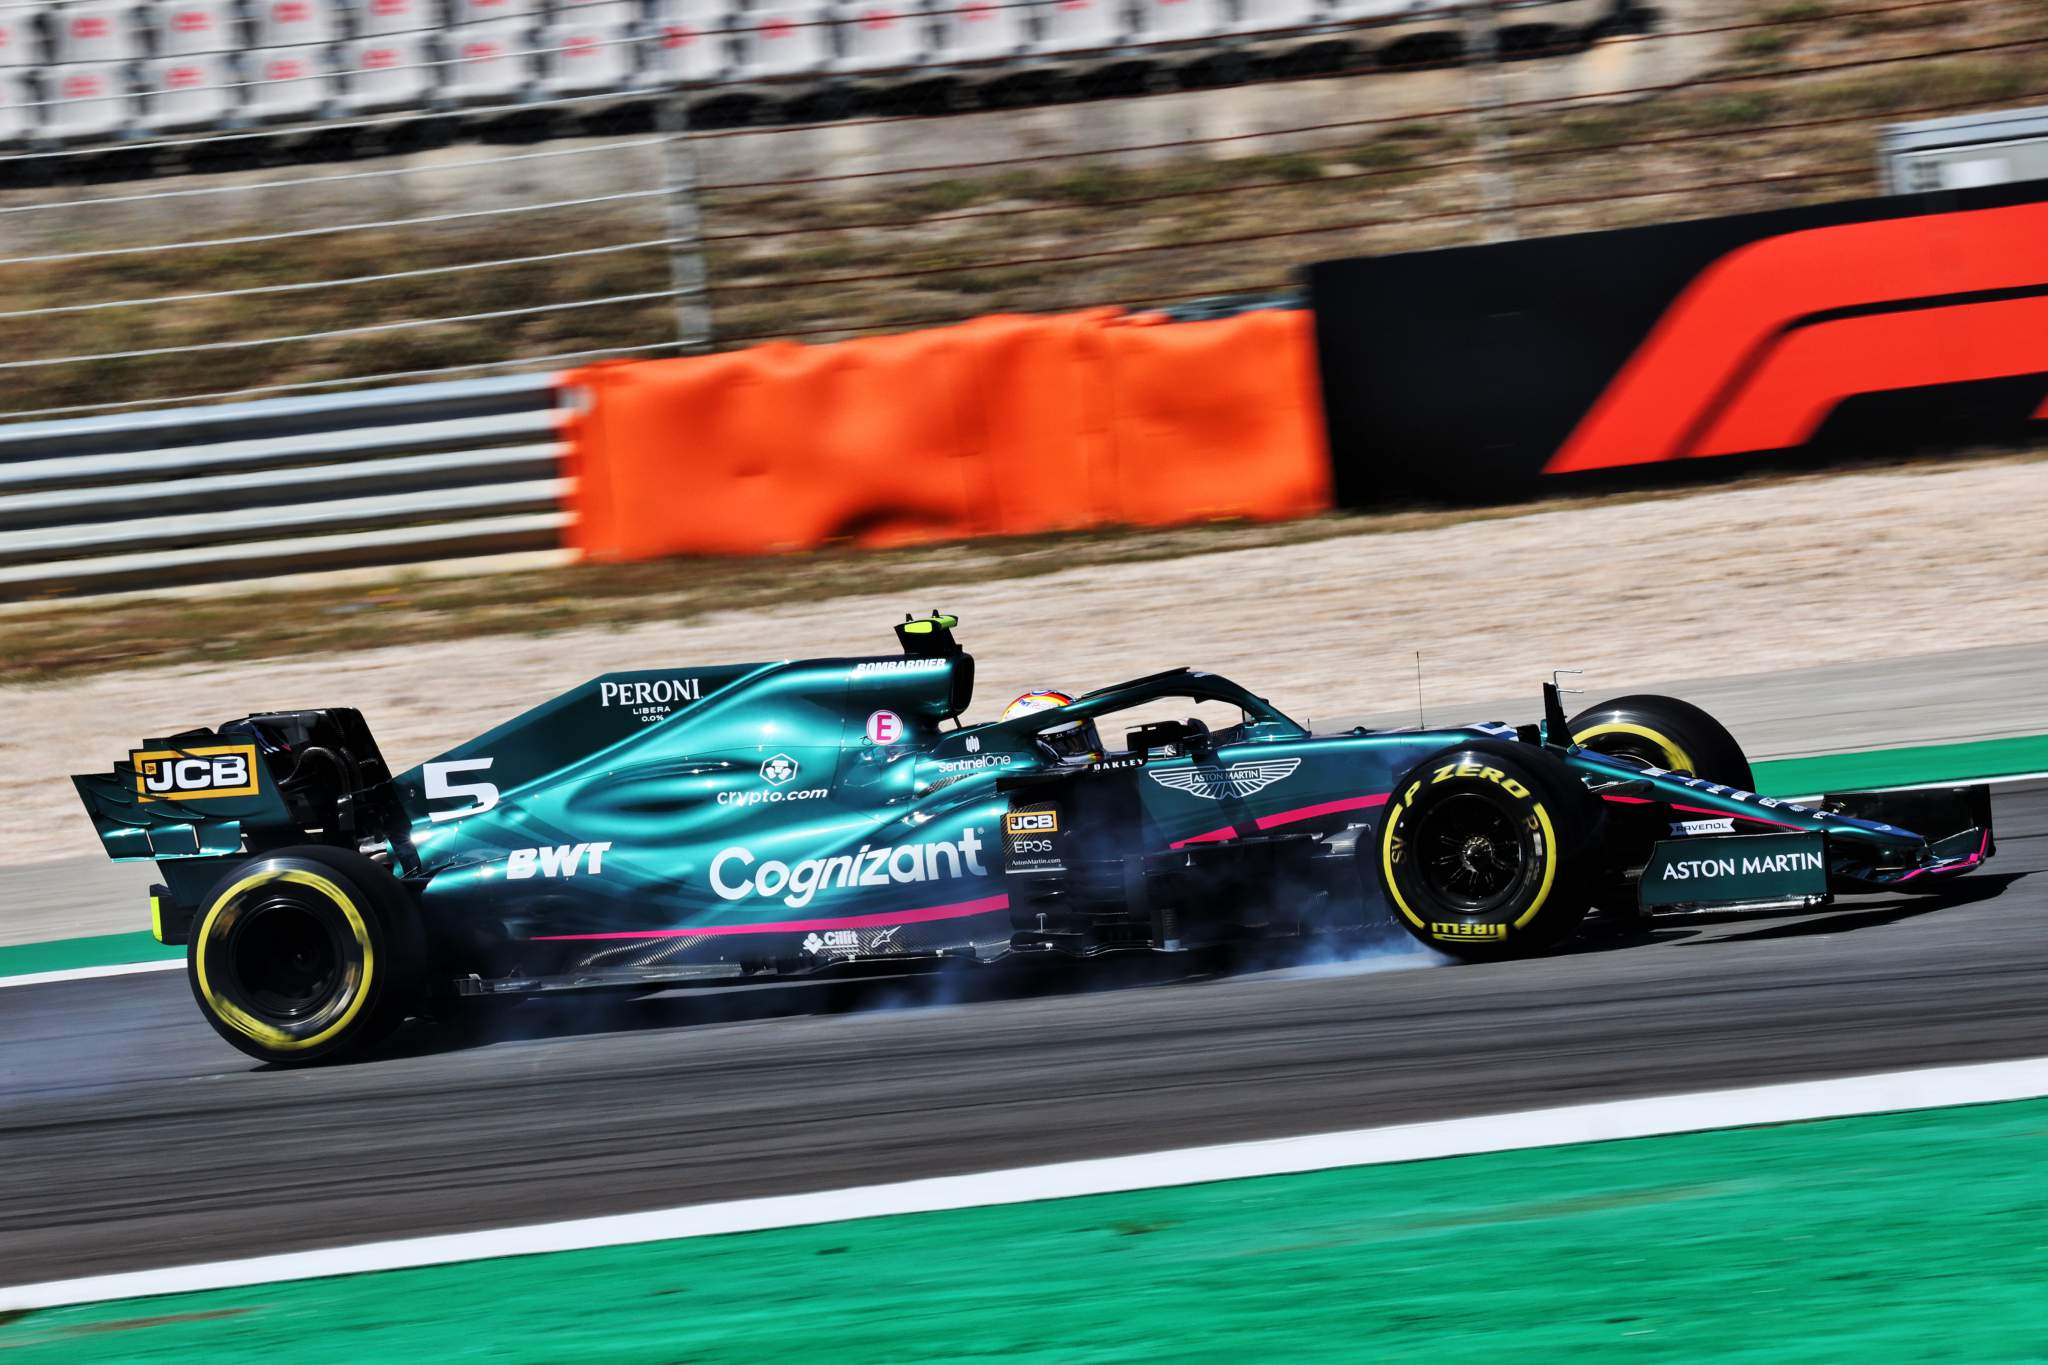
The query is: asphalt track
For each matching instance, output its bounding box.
[3,783,2045,1288]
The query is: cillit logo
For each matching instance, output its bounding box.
[132,744,261,802]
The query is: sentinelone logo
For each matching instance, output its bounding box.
[1545,201,2048,471]
[710,830,987,908]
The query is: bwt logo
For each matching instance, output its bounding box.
[1005,810,1057,835]
[507,842,612,879]
[131,744,261,802]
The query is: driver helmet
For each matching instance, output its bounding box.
[1003,689,1104,763]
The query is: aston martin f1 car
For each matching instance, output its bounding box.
[74,614,1995,1064]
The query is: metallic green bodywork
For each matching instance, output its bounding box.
[70,622,1988,983]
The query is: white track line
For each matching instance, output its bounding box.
[0,958,181,990]
[1778,768,2048,801]
[6,1055,2047,1313]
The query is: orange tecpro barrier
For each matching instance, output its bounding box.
[561,306,1331,560]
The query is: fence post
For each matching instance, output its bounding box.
[1463,0,1518,241]
[658,91,715,352]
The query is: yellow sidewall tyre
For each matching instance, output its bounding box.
[187,845,423,1067]
[1568,693,1754,790]
[1377,740,1598,962]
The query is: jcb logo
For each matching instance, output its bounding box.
[1006,811,1058,835]
[132,745,260,802]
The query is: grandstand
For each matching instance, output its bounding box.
[0,0,1630,154]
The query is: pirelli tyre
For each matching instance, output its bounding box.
[1568,693,1754,790]
[1378,740,1600,961]
[187,846,424,1066]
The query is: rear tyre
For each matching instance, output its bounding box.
[187,845,424,1067]
[1377,740,1600,961]
[1568,693,1754,789]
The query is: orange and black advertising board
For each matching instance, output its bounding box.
[1305,179,2048,503]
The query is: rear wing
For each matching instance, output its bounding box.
[75,736,293,861]
[72,709,412,866]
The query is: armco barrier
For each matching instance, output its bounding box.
[1306,177,2048,505]
[564,307,1329,560]
[0,374,573,600]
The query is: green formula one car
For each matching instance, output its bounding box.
[74,615,1995,1064]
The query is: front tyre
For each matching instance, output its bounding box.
[188,845,424,1066]
[1378,740,1599,961]
[1568,693,1753,789]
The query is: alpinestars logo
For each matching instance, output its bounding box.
[1148,758,1301,800]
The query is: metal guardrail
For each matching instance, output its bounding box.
[0,373,574,600]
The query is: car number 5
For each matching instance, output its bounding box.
[424,757,499,822]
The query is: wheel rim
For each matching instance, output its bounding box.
[222,891,351,1028]
[1574,722,1694,776]
[1413,792,1529,912]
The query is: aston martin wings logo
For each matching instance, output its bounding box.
[1147,758,1301,801]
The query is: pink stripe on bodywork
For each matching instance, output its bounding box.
[1896,829,1992,881]
[1169,792,1390,849]
[1668,801,1806,830]
[530,893,1011,941]
[1255,792,1390,829]
[1602,793,1805,830]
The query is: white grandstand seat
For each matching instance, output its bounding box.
[43,62,133,138]
[354,0,431,36]
[1326,0,1424,23]
[251,0,339,46]
[0,8,40,65]
[449,0,538,24]
[643,0,729,83]
[929,0,1026,63]
[442,18,534,101]
[156,0,236,55]
[539,18,634,91]
[1026,0,1126,57]
[552,0,638,22]
[0,70,29,141]
[243,42,330,116]
[1129,0,1225,45]
[51,1,140,61]
[832,0,926,75]
[144,52,234,127]
[338,32,432,106]
[731,2,833,79]
[1230,0,1323,34]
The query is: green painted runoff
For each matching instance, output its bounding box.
[5,1097,2047,1362]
